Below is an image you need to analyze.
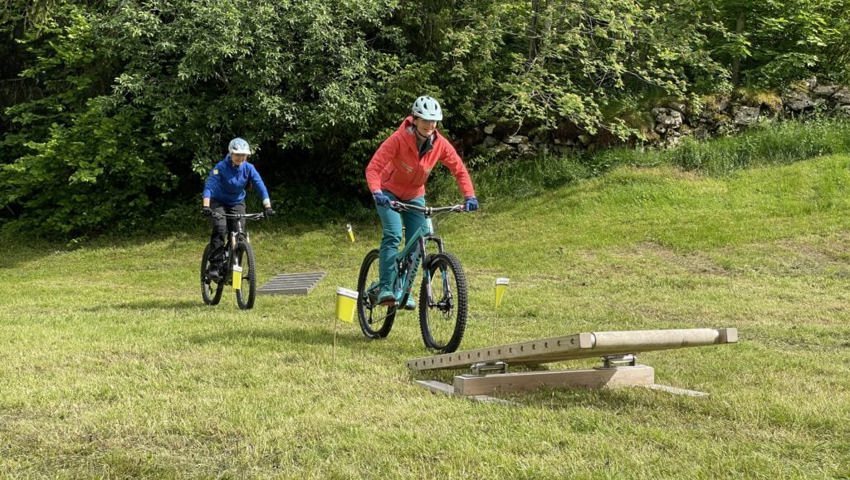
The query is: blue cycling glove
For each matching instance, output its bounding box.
[465,196,479,212]
[373,191,391,207]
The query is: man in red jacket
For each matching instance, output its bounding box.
[365,95,479,308]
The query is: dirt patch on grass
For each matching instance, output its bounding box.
[729,233,850,277]
[632,241,732,275]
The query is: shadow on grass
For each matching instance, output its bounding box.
[511,385,682,411]
[1,208,365,270]
[80,299,204,312]
[187,325,362,349]
[408,362,719,412]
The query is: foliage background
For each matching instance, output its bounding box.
[1,0,849,237]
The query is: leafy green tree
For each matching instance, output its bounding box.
[2,0,850,238]
[695,0,850,86]
[2,0,405,236]
[495,0,727,137]
[0,3,171,236]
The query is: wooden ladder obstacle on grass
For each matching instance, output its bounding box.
[257,272,326,295]
[408,328,737,400]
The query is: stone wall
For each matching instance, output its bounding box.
[461,78,850,157]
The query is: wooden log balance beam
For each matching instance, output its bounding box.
[408,328,738,398]
[408,328,737,371]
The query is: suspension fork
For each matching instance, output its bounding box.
[413,235,429,301]
[422,234,450,307]
[229,217,248,262]
[425,234,445,254]
[229,231,238,266]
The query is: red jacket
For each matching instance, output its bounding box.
[366,116,475,201]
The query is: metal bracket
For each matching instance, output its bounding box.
[601,354,636,368]
[470,361,508,376]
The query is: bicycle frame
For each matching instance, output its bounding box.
[201,211,266,309]
[393,225,440,307]
[387,202,463,306]
[210,212,263,286]
[357,200,470,352]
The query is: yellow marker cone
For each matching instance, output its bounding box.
[346,223,355,242]
[232,264,243,291]
[336,287,358,323]
[495,277,509,308]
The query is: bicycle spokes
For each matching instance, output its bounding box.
[234,241,256,310]
[419,252,468,354]
[200,244,224,305]
[357,249,397,338]
[430,267,454,310]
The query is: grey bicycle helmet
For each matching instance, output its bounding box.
[228,137,251,155]
[411,95,443,121]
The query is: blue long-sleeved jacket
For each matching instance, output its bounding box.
[202,155,270,206]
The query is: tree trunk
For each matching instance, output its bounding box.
[731,12,745,86]
[528,0,542,62]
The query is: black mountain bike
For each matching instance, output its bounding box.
[200,212,265,310]
[357,201,469,353]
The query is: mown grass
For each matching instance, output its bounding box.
[2,147,850,478]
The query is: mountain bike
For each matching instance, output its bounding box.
[356,201,469,353]
[200,211,266,310]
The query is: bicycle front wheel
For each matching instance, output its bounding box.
[201,244,224,305]
[419,252,468,353]
[357,249,396,339]
[234,240,257,310]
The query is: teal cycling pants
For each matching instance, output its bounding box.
[376,193,427,291]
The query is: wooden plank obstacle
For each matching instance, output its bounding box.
[408,328,737,399]
[257,272,326,295]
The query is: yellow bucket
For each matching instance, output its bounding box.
[336,287,358,323]
[495,277,510,308]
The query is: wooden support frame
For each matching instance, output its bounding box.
[454,365,655,396]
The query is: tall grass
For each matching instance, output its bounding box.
[671,118,850,174]
[427,117,850,206]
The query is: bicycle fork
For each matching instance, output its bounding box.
[415,235,450,309]
[424,266,452,309]
[229,231,243,290]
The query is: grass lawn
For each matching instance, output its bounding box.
[2,155,849,478]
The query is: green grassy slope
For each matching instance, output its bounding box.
[1,155,849,478]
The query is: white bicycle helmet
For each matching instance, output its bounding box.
[228,137,251,155]
[411,95,443,121]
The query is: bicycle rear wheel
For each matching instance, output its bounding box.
[419,252,468,353]
[357,249,396,339]
[234,240,257,310]
[201,244,224,305]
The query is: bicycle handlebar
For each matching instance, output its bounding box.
[211,212,267,220]
[389,201,466,215]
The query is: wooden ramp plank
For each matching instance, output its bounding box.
[407,328,737,371]
[415,380,455,396]
[413,380,517,405]
[646,384,708,397]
